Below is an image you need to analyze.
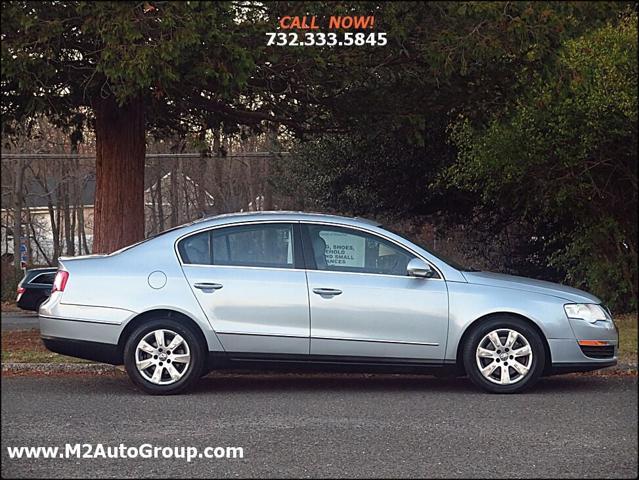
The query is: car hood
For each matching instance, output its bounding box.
[461,271,601,303]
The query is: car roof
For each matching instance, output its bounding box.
[183,211,381,231]
[25,268,57,282]
[25,267,57,276]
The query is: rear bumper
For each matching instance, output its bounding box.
[38,303,130,365]
[39,314,126,345]
[41,336,122,365]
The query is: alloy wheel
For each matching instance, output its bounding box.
[475,328,533,385]
[135,329,191,385]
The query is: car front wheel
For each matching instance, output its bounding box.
[463,316,545,394]
[124,318,205,395]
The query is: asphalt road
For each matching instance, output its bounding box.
[1,373,637,478]
[1,312,39,331]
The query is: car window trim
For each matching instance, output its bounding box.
[175,221,303,270]
[175,219,444,279]
[300,221,443,280]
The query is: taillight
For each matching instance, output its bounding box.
[51,270,69,293]
[17,287,25,295]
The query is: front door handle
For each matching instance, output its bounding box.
[193,282,223,291]
[312,288,342,297]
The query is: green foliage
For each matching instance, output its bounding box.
[274,3,636,310]
[1,2,259,132]
[274,124,455,216]
[2,1,623,135]
[446,13,638,310]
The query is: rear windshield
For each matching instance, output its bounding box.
[29,272,56,284]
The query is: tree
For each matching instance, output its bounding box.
[1,1,625,253]
[446,12,638,310]
[272,3,634,308]
[2,2,264,252]
[274,1,625,209]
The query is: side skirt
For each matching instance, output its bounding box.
[208,352,459,375]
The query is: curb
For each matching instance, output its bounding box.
[2,362,123,375]
[585,362,637,376]
[2,362,636,376]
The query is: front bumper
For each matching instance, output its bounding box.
[549,316,618,373]
[550,359,617,374]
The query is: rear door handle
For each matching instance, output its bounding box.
[193,282,223,291]
[312,288,342,297]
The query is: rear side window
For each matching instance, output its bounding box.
[178,231,210,265]
[178,223,295,269]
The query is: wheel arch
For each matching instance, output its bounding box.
[117,309,208,359]
[454,312,552,375]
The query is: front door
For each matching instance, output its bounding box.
[179,222,310,355]
[302,223,449,361]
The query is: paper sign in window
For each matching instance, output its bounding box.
[319,231,365,267]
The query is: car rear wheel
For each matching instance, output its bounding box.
[124,318,205,395]
[463,316,545,394]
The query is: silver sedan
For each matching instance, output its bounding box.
[39,212,618,394]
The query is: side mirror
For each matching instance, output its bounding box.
[407,258,435,278]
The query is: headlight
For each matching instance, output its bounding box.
[564,303,610,323]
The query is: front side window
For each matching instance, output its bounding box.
[304,224,416,276]
[178,223,295,269]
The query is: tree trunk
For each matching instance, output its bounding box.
[169,157,180,227]
[263,126,278,211]
[93,96,145,253]
[13,159,25,271]
[62,160,75,256]
[55,182,62,258]
[212,129,224,213]
[75,159,84,255]
[26,208,52,266]
[156,159,165,232]
[44,184,60,261]
[197,128,209,217]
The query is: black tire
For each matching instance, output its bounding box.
[462,315,546,394]
[124,317,205,395]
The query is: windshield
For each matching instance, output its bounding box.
[382,225,478,272]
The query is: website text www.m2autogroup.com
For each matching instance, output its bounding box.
[6,444,244,462]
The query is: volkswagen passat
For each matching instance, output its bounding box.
[40,212,618,394]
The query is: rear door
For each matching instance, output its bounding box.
[179,222,310,355]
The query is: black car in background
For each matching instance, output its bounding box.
[16,267,57,311]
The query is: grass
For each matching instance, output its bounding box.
[0,314,636,366]
[615,312,638,365]
[1,329,89,364]
[1,301,21,313]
